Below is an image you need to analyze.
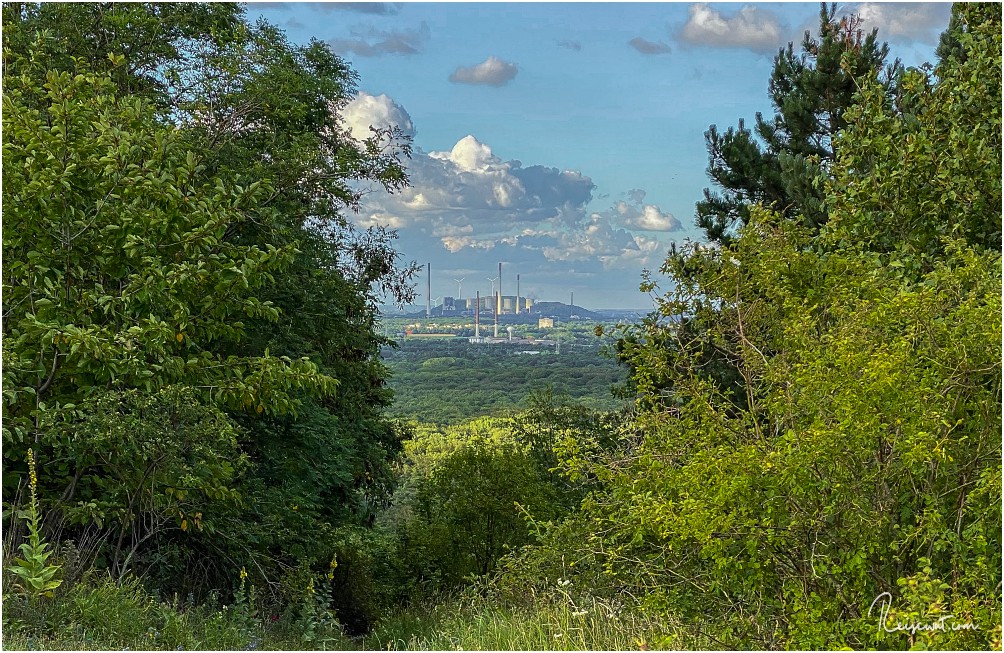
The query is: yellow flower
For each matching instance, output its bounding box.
[239,567,248,580]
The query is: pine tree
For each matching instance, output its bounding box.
[696,3,901,243]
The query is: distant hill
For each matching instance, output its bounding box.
[528,302,601,320]
[381,301,603,321]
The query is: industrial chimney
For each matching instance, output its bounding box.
[516,274,520,315]
[426,263,431,318]
[494,291,499,339]
[475,290,480,338]
[497,262,502,316]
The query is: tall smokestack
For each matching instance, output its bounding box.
[494,292,499,338]
[516,274,520,315]
[497,262,502,315]
[426,263,431,318]
[475,291,480,338]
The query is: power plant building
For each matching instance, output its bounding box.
[462,295,532,313]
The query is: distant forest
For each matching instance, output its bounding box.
[383,339,627,423]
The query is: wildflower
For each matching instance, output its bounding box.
[572,610,588,617]
[554,632,564,639]
[27,449,38,489]
[239,567,248,581]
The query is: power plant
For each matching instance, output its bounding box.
[407,261,596,327]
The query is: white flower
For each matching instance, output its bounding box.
[554,633,563,639]
[572,610,588,617]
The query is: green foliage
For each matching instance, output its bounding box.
[8,450,63,596]
[2,0,415,607]
[2,60,332,413]
[0,568,354,651]
[377,405,613,601]
[696,3,900,242]
[519,5,1003,649]
[384,337,627,423]
[386,420,558,593]
[825,2,1002,258]
[1,2,242,110]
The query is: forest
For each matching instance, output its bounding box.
[2,2,1001,650]
[382,327,627,423]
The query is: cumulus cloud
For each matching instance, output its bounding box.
[593,196,682,233]
[449,56,519,87]
[629,37,672,55]
[342,95,681,306]
[342,92,416,144]
[679,3,784,54]
[354,131,671,273]
[557,39,582,51]
[620,203,681,231]
[852,2,950,45]
[327,22,430,56]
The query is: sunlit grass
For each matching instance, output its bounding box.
[365,593,691,651]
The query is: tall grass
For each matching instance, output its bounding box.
[365,592,694,651]
[1,569,357,651]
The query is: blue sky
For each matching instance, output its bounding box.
[248,1,950,308]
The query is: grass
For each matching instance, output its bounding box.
[3,561,698,651]
[1,569,357,651]
[364,592,692,651]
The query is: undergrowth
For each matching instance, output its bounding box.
[1,568,357,651]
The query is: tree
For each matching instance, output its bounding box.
[696,3,900,243]
[3,2,418,600]
[2,58,335,572]
[558,5,1001,647]
[825,1,1002,260]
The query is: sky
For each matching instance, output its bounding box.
[247,1,951,309]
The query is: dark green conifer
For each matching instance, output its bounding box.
[696,3,901,243]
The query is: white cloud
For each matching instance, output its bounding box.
[625,204,681,232]
[679,3,784,54]
[597,199,682,233]
[342,92,415,144]
[852,3,950,45]
[366,134,592,240]
[448,56,519,87]
[342,94,683,306]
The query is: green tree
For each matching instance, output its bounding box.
[3,2,418,602]
[547,4,1002,648]
[696,3,900,243]
[824,1,1002,259]
[2,58,335,571]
